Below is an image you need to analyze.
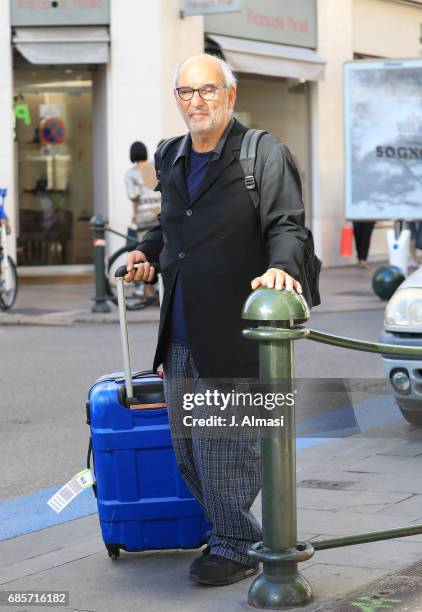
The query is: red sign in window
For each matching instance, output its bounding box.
[40,117,66,145]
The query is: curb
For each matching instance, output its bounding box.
[0,304,384,326]
[0,309,161,326]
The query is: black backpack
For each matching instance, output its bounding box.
[155,130,321,307]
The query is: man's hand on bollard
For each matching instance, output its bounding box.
[251,268,302,293]
[125,250,156,284]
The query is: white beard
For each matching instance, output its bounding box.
[184,102,229,137]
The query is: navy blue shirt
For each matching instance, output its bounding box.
[168,149,210,346]
[186,150,210,198]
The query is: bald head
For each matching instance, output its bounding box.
[173,54,236,89]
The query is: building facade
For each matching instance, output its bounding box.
[1,0,422,274]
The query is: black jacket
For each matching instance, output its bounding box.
[138,119,319,379]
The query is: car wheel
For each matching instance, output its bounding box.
[396,399,422,427]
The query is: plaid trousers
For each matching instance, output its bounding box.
[163,341,262,566]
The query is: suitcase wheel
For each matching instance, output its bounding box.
[106,544,120,560]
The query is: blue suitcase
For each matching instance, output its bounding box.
[87,267,210,559]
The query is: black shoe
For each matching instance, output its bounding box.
[189,553,259,586]
[189,545,211,574]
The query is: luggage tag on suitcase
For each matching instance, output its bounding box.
[47,468,95,513]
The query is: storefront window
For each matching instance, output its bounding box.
[14,67,93,266]
[235,74,311,220]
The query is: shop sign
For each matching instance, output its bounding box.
[10,0,110,27]
[181,0,241,16]
[205,0,316,48]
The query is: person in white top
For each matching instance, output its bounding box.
[125,142,161,298]
[125,141,161,230]
[125,141,148,225]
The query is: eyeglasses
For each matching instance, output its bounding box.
[175,85,227,101]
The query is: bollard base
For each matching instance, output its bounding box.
[92,299,111,313]
[247,571,313,610]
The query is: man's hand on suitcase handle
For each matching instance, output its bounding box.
[122,250,158,285]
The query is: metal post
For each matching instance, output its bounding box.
[90,214,111,313]
[242,287,314,609]
[239,288,422,609]
[116,277,133,399]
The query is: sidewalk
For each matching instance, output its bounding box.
[2,427,422,611]
[0,262,386,326]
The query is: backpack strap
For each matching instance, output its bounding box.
[241,128,321,308]
[155,136,183,191]
[239,129,268,208]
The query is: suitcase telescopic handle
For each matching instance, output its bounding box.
[114,262,160,401]
[115,265,128,278]
[115,276,134,400]
[115,262,160,282]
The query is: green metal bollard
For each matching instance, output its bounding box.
[242,287,314,609]
[90,214,111,313]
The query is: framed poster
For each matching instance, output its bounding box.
[344,59,422,220]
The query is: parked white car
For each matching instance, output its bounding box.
[381,266,422,426]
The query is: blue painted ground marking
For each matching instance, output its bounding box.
[0,486,97,542]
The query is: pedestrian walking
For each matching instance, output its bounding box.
[353,220,375,268]
[125,141,161,295]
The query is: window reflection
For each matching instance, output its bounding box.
[14,68,93,266]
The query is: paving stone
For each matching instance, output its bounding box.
[375,439,422,457]
[400,534,422,543]
[377,495,422,519]
[0,514,100,569]
[298,470,422,495]
[344,454,422,474]
[297,508,417,536]
[0,536,104,584]
[301,564,387,600]
[309,538,422,570]
[297,487,410,513]
[295,438,403,471]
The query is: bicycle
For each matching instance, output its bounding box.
[105,221,160,311]
[0,188,18,311]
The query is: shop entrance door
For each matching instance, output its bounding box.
[14,67,93,266]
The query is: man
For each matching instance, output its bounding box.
[125,54,318,586]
